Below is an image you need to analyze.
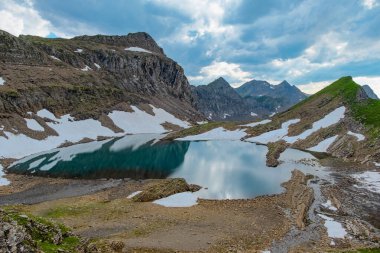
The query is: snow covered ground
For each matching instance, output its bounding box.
[353,171,380,193]
[0,77,5,85]
[245,119,300,144]
[176,127,246,141]
[25,118,44,131]
[283,107,346,144]
[347,131,365,141]
[308,135,338,152]
[0,105,189,159]
[318,214,347,238]
[153,192,198,207]
[241,119,271,128]
[125,47,152,54]
[321,200,338,211]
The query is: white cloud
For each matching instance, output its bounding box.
[362,0,379,9]
[188,61,252,87]
[297,76,380,97]
[0,0,52,37]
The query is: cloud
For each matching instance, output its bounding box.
[188,61,252,86]
[296,80,332,95]
[0,0,52,37]
[361,0,379,9]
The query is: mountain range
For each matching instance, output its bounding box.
[192,77,308,121]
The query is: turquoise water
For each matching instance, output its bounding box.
[8,134,327,199]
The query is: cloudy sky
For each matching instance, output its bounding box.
[0,0,379,95]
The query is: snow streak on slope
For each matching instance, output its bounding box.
[308,135,338,152]
[125,47,152,54]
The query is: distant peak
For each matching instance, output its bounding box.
[278,80,291,86]
[208,77,231,88]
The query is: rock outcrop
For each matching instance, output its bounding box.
[266,140,289,167]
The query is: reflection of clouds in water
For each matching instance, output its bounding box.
[171,141,327,200]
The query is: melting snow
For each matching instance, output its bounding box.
[153,192,198,207]
[49,55,61,61]
[27,157,46,170]
[25,119,44,131]
[110,134,163,152]
[108,105,189,134]
[308,135,338,152]
[74,48,83,53]
[0,77,5,85]
[127,191,142,199]
[0,164,10,186]
[37,109,57,120]
[353,171,380,193]
[347,131,365,141]
[81,65,92,71]
[125,47,152,54]
[241,119,271,128]
[246,119,300,144]
[321,200,338,211]
[318,214,347,238]
[284,107,346,143]
[176,127,246,141]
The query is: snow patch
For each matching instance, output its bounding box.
[250,112,258,117]
[81,65,92,71]
[177,127,246,141]
[49,55,61,61]
[375,163,380,167]
[197,121,208,125]
[223,113,230,119]
[153,192,198,207]
[318,214,347,238]
[246,119,300,144]
[353,171,380,193]
[37,109,57,120]
[28,157,46,170]
[321,200,337,211]
[125,47,152,54]
[308,135,338,152]
[284,107,346,144]
[0,164,10,186]
[25,118,44,131]
[108,105,190,134]
[347,131,365,141]
[241,119,271,128]
[74,48,83,53]
[110,134,163,152]
[94,63,101,69]
[0,77,5,85]
[127,191,142,199]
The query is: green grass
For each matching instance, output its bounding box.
[338,249,380,253]
[37,236,80,253]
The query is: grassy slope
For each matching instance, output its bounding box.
[290,76,380,137]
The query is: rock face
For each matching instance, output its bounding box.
[266,140,289,167]
[362,85,379,100]
[191,77,253,121]
[0,30,202,121]
[236,79,308,113]
[192,77,307,121]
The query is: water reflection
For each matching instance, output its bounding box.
[8,134,328,199]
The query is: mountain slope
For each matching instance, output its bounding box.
[191,77,253,121]
[236,79,307,113]
[244,76,380,164]
[0,30,204,159]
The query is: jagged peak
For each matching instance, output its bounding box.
[208,77,231,88]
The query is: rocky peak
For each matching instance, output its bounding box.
[278,80,292,87]
[208,77,231,89]
[73,32,165,55]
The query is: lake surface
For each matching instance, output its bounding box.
[8,134,329,199]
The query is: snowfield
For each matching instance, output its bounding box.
[153,192,198,207]
[0,106,189,159]
[308,135,338,152]
[318,214,347,238]
[241,119,271,128]
[125,47,152,54]
[246,119,300,144]
[176,127,246,141]
[283,107,346,143]
[25,118,44,131]
[347,131,365,141]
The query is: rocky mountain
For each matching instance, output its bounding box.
[362,84,379,99]
[191,77,253,121]
[191,78,307,121]
[243,76,380,164]
[236,79,307,112]
[0,29,206,159]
